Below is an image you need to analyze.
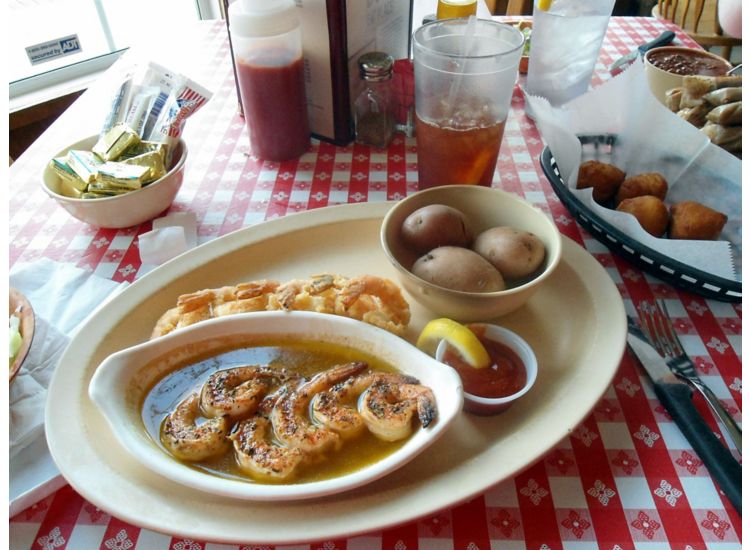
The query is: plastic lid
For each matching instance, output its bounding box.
[229,0,299,38]
[358,52,394,82]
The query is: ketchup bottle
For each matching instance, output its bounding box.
[228,0,310,161]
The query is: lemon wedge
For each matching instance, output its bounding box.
[417,318,491,369]
[537,0,553,10]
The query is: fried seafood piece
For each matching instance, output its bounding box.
[576,160,626,204]
[150,274,411,339]
[200,365,296,420]
[161,393,231,461]
[615,173,668,205]
[230,386,305,480]
[359,380,437,442]
[271,362,368,454]
[616,196,670,237]
[311,372,421,439]
[668,201,728,240]
[151,279,280,338]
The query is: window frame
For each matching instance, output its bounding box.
[9,0,221,111]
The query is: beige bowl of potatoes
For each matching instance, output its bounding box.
[380,186,562,321]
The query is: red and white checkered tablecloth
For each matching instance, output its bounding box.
[9,17,741,550]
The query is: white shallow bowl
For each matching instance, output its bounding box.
[436,323,537,416]
[88,311,463,501]
[41,135,187,228]
[381,185,562,321]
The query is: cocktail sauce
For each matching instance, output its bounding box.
[442,326,526,398]
[236,56,310,161]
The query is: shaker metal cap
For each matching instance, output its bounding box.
[358,52,394,81]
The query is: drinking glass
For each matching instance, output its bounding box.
[525,0,615,108]
[413,18,524,189]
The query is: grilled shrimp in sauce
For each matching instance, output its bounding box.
[161,393,230,461]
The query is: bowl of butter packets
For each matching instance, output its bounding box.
[41,61,211,228]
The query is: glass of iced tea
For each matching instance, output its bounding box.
[413,18,524,189]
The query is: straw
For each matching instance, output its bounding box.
[445,15,478,115]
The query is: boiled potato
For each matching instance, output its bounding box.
[412,246,505,293]
[401,204,471,254]
[472,226,545,280]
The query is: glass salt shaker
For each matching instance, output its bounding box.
[354,52,396,148]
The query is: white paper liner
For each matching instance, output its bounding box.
[526,58,740,282]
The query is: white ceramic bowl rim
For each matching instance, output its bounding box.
[436,323,538,405]
[43,138,188,203]
[88,311,464,501]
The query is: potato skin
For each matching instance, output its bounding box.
[577,160,626,204]
[400,205,471,254]
[412,246,505,293]
[472,226,546,280]
[615,172,668,205]
[616,195,669,237]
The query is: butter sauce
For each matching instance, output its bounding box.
[141,340,408,484]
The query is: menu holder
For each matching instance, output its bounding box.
[223,0,414,146]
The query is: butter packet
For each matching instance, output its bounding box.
[67,150,102,183]
[93,123,141,162]
[96,161,150,189]
[49,157,88,191]
[121,150,166,182]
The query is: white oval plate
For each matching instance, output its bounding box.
[88,311,463,501]
[46,202,626,544]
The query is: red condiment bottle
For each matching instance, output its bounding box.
[228,0,310,161]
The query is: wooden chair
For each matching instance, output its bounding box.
[487,0,531,16]
[653,0,741,60]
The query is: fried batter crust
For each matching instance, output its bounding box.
[151,274,411,338]
[668,201,728,240]
[576,160,626,204]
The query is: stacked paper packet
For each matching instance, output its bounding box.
[525,58,741,281]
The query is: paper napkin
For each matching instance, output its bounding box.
[9,259,129,458]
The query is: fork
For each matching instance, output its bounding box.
[637,299,742,454]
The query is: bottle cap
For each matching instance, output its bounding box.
[229,0,299,38]
[358,52,394,82]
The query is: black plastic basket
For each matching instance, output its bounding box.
[540,138,741,302]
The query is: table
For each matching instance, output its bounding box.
[9,16,741,550]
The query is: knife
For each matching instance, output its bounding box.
[610,31,676,74]
[626,319,741,514]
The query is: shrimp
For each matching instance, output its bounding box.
[230,387,304,480]
[336,275,411,335]
[200,365,292,420]
[359,380,437,442]
[161,393,230,461]
[270,361,367,453]
[310,372,420,439]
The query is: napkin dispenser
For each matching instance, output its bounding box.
[223,0,413,145]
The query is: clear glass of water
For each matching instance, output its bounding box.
[525,0,615,108]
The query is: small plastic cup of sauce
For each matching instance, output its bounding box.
[436,323,537,415]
